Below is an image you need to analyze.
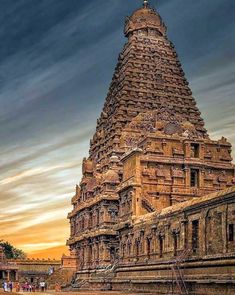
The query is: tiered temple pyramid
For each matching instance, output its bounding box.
[66,2,235,293]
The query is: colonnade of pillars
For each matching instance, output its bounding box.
[0,270,18,281]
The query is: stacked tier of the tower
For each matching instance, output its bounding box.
[89,6,206,166]
[67,4,235,271]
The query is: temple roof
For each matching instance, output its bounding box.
[124,3,166,37]
[103,169,120,184]
[89,0,207,165]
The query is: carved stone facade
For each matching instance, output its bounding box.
[13,259,60,284]
[118,186,235,263]
[67,2,235,293]
[114,187,235,294]
[0,246,19,283]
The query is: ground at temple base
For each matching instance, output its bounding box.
[0,292,157,295]
[25,293,155,295]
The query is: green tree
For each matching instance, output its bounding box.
[0,240,27,259]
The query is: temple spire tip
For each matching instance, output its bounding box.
[143,0,149,8]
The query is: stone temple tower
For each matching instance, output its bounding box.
[67,1,235,273]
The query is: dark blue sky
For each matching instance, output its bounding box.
[0,0,235,256]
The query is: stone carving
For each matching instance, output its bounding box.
[124,135,141,147]
[164,122,182,135]
[171,166,184,178]
[66,3,235,286]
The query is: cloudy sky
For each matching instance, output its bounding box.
[0,0,234,258]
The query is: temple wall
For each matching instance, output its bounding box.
[118,188,235,263]
[9,259,61,283]
[80,187,235,294]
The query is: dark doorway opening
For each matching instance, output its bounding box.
[192,220,199,253]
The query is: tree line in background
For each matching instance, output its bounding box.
[0,240,26,259]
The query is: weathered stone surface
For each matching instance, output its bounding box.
[5,259,61,284]
[66,1,235,294]
[0,246,19,282]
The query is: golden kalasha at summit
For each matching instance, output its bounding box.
[66,1,235,293]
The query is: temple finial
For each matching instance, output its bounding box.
[143,0,149,8]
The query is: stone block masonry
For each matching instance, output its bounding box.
[66,1,235,293]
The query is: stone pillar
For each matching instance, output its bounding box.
[180,218,188,250]
[188,220,192,250]
[200,169,205,189]
[184,167,190,188]
[99,240,103,262]
[151,227,157,255]
[81,247,85,270]
[200,144,205,159]
[15,270,19,281]
[7,270,10,281]
[103,242,110,264]
[221,205,228,254]
[103,204,109,223]
[184,142,191,158]
[96,242,100,262]
[84,244,88,269]
[164,224,170,254]
[200,210,208,256]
